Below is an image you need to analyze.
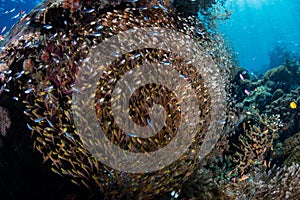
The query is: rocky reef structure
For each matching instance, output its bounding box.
[202,55,300,199]
[231,60,300,137]
[281,132,300,166]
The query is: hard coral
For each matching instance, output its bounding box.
[242,86,272,111]
[284,146,300,166]
[282,132,300,158]
[229,111,281,176]
[252,163,300,199]
[265,88,300,138]
[263,65,292,85]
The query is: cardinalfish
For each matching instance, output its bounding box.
[126,133,138,137]
[11,13,20,19]
[3,8,16,14]
[11,10,26,20]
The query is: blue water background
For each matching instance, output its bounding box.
[0,0,39,36]
[217,0,300,73]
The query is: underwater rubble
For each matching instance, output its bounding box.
[0,0,299,200]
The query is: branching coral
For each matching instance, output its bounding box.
[235,163,300,199]
[177,110,296,200]
[256,163,300,199]
[229,111,282,176]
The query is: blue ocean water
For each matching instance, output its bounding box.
[217,0,300,73]
[0,0,40,36]
[1,0,300,75]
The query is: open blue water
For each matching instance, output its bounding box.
[0,0,39,35]
[1,0,300,75]
[217,0,300,73]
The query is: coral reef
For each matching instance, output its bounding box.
[228,112,281,176]
[239,163,300,199]
[275,132,300,166]
[243,86,272,111]
[205,54,300,200]
[0,0,232,199]
[0,0,299,199]
[232,61,300,139]
[177,110,299,199]
[179,56,300,199]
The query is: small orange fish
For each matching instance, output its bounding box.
[0,35,5,41]
[238,174,249,182]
